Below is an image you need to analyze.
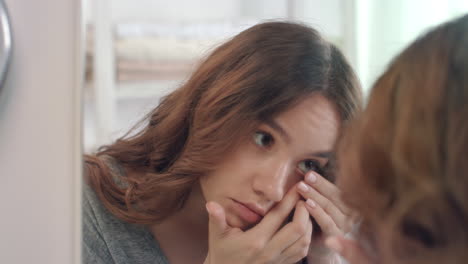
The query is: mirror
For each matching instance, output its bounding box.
[0,0,12,91]
[80,1,468,263]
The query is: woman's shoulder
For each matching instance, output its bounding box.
[82,154,130,234]
[81,154,127,233]
[82,181,112,262]
[82,155,169,264]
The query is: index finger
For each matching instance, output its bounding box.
[249,186,300,239]
[304,171,350,215]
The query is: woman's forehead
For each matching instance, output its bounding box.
[269,95,341,151]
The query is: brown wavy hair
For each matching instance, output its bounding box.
[85,21,362,225]
[337,14,468,263]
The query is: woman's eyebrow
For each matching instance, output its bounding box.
[307,151,332,159]
[265,120,333,159]
[265,119,291,143]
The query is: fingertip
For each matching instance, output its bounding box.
[205,201,219,215]
[305,171,318,184]
[207,201,226,218]
[205,201,212,212]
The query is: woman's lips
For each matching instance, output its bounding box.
[231,199,263,224]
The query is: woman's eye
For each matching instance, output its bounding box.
[298,160,322,174]
[253,131,274,148]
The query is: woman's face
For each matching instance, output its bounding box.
[199,94,341,230]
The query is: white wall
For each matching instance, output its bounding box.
[0,0,82,263]
[293,0,343,38]
[239,0,288,20]
[355,0,468,93]
[85,0,240,23]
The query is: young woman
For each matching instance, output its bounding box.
[83,21,362,264]
[326,14,468,264]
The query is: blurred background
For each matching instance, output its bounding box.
[82,0,468,152]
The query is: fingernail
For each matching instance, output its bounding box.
[306,172,317,183]
[205,202,218,216]
[298,182,309,192]
[205,202,213,214]
[306,198,316,208]
[325,237,343,253]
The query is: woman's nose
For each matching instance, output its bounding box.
[252,161,291,202]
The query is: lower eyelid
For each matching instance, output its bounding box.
[296,166,307,175]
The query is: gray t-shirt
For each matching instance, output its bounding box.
[82,158,169,264]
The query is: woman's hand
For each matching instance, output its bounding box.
[296,171,357,262]
[297,171,355,237]
[204,188,312,264]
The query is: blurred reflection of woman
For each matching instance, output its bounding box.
[327,14,468,264]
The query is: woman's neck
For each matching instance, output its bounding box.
[149,181,209,264]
